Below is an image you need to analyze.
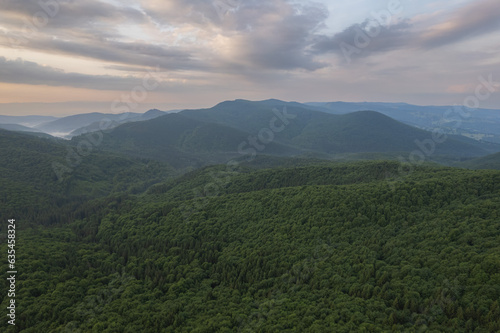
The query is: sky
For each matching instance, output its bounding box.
[0,0,499,116]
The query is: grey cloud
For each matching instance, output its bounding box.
[0,0,53,16]
[2,35,204,72]
[2,0,331,72]
[0,0,146,29]
[233,1,329,71]
[0,57,152,90]
[312,20,413,62]
[104,65,153,72]
[0,0,211,73]
[140,0,240,28]
[5,0,497,78]
[311,0,500,63]
[372,65,421,77]
[141,0,330,71]
[420,0,500,49]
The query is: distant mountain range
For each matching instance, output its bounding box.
[1,99,498,170]
[1,101,500,221]
[1,100,500,144]
[0,109,175,138]
[0,115,57,127]
[66,99,500,170]
[36,109,173,138]
[0,123,43,133]
[305,101,500,143]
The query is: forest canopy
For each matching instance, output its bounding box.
[1,160,499,332]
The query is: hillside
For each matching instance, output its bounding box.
[307,101,500,144]
[1,161,499,332]
[0,123,43,133]
[92,112,303,169]
[34,112,143,137]
[0,129,174,228]
[177,100,498,157]
[460,152,500,170]
[90,100,498,170]
[69,109,168,137]
[0,115,57,127]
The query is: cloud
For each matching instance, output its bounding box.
[1,0,499,110]
[0,0,147,29]
[310,0,500,64]
[26,38,201,71]
[0,0,192,70]
[227,1,329,71]
[0,0,229,72]
[0,1,205,73]
[312,20,413,61]
[139,0,242,28]
[420,0,500,49]
[2,0,409,72]
[0,57,154,90]
[139,0,330,71]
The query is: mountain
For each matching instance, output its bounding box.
[94,112,301,169]
[0,129,173,227]
[0,124,54,139]
[172,100,497,161]
[2,160,500,332]
[5,100,500,144]
[306,101,500,144]
[140,108,169,120]
[0,123,43,133]
[0,123,55,138]
[19,99,499,173]
[68,109,168,138]
[0,109,173,138]
[0,114,58,127]
[34,112,143,137]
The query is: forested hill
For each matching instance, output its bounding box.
[75,99,499,168]
[180,100,498,156]
[2,161,499,332]
[460,152,500,170]
[0,129,173,228]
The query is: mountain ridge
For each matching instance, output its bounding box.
[66,100,500,171]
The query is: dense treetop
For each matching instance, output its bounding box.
[1,157,499,332]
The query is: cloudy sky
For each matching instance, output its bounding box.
[0,0,499,115]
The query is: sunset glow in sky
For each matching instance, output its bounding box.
[0,0,499,115]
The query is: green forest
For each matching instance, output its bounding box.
[2,0,500,330]
[1,143,499,331]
